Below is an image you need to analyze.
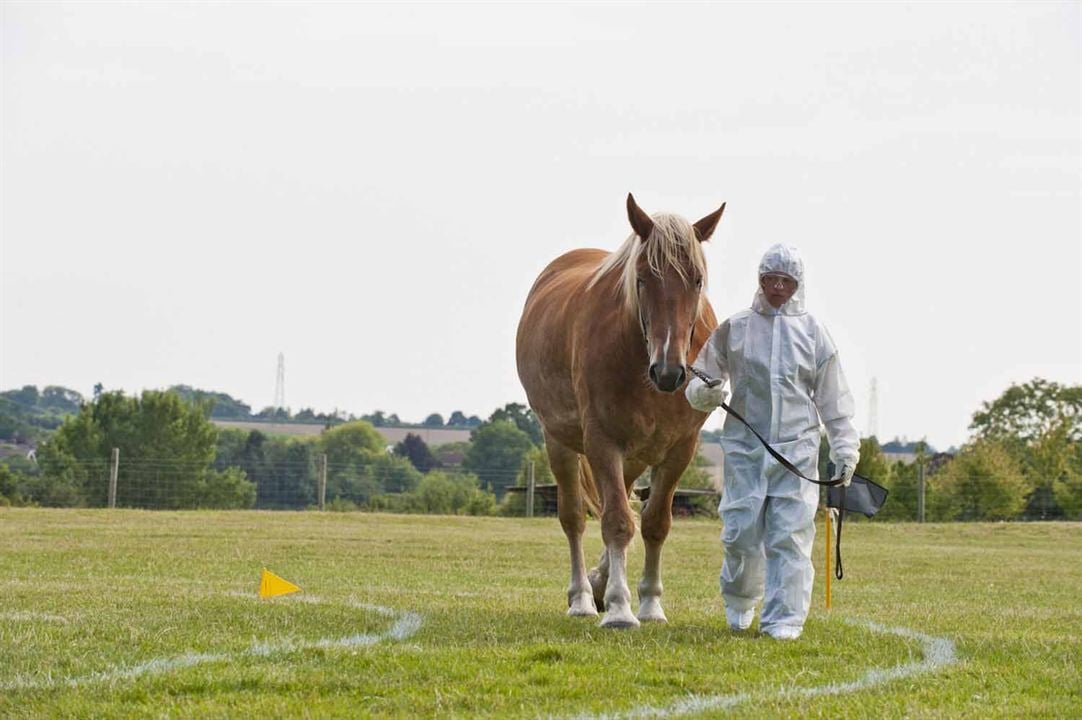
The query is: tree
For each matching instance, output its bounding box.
[1053,461,1082,520]
[196,467,257,509]
[431,440,470,468]
[969,379,1081,519]
[318,420,388,505]
[36,390,218,508]
[447,411,469,427]
[410,471,495,515]
[855,437,892,486]
[0,385,85,442]
[324,453,421,506]
[362,411,390,427]
[488,403,543,445]
[217,428,318,508]
[515,445,555,486]
[1031,418,1082,520]
[464,420,535,497]
[970,378,1082,444]
[319,419,385,456]
[368,453,423,494]
[395,433,440,473]
[40,386,83,413]
[169,385,253,420]
[0,464,26,505]
[423,413,444,427]
[255,406,291,422]
[935,440,1026,521]
[877,461,919,521]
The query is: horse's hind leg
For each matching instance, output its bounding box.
[638,437,698,623]
[547,434,597,617]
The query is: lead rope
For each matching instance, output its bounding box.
[686,366,844,488]
[834,493,844,580]
[687,365,847,580]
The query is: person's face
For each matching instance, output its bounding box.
[760,273,798,308]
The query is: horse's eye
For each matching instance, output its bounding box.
[695,277,703,290]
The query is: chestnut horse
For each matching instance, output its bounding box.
[516,194,725,628]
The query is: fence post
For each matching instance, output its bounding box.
[319,453,328,511]
[526,461,535,518]
[917,460,925,523]
[108,447,119,509]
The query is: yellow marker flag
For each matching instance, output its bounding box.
[259,568,301,599]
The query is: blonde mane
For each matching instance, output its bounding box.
[588,213,708,316]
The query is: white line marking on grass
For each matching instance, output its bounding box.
[0,595,422,691]
[559,618,957,720]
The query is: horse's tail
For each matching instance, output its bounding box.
[577,455,602,518]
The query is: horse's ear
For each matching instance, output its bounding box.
[627,193,655,241]
[693,203,726,243]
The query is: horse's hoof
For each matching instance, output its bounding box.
[567,592,599,617]
[637,598,668,623]
[600,607,640,629]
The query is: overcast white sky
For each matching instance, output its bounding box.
[2,1,1079,450]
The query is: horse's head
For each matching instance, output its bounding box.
[625,193,725,393]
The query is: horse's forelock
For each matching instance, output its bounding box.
[588,213,707,318]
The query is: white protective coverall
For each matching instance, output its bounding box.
[686,244,860,637]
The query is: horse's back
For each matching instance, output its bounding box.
[522,249,607,313]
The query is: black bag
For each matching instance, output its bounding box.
[825,466,889,579]
[826,473,889,518]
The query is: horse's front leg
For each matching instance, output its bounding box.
[638,437,699,623]
[588,458,646,611]
[586,441,639,628]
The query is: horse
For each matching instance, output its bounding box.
[516,194,725,628]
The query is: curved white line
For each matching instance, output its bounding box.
[560,618,957,720]
[0,596,422,691]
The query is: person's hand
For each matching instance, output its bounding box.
[687,378,728,412]
[832,463,855,487]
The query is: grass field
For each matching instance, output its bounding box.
[1,509,1079,718]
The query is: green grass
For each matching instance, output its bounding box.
[0,509,1079,718]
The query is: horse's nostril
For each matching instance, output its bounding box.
[649,364,660,384]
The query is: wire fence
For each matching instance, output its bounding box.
[5,453,534,515]
[3,450,1076,522]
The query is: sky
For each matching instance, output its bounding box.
[2,1,1079,451]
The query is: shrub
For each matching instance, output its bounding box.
[196,468,257,509]
[935,440,1026,521]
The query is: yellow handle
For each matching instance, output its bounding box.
[825,509,833,610]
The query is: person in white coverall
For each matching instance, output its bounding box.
[686,244,860,640]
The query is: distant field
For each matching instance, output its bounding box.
[1,510,1079,718]
[210,420,474,447]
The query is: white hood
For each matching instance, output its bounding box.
[751,243,806,316]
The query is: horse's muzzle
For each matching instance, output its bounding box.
[649,363,686,393]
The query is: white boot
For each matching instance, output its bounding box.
[725,606,756,631]
[763,625,803,640]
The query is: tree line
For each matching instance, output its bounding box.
[835,378,1081,521]
[0,389,549,514]
[1,378,1078,521]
